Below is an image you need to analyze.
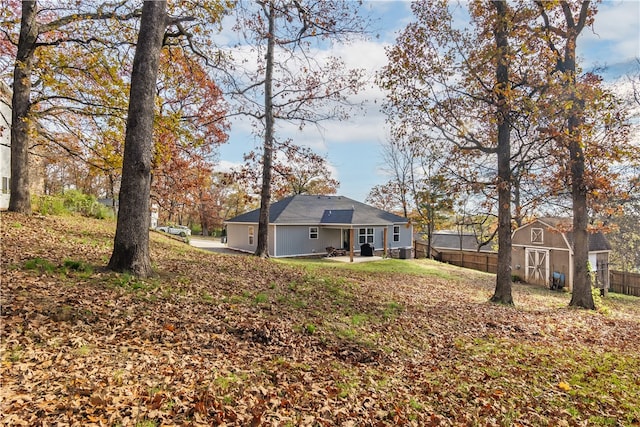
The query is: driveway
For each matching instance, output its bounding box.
[189,237,245,255]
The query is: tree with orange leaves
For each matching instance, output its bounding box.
[535,1,637,308]
[380,1,543,305]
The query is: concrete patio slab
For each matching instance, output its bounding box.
[325,255,384,263]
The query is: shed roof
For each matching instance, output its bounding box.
[525,217,612,252]
[225,195,408,226]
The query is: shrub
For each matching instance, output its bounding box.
[34,195,66,216]
[32,191,114,219]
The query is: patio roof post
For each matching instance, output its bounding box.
[350,228,354,262]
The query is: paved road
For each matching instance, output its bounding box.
[189,237,244,255]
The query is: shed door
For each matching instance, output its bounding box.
[525,248,549,286]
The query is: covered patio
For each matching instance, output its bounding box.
[325,254,384,263]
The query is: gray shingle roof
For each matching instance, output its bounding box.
[226,195,408,225]
[536,217,612,251]
[416,232,496,252]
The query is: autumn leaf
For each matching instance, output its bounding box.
[1,212,639,425]
[558,381,572,391]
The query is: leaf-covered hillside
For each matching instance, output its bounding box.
[1,213,639,426]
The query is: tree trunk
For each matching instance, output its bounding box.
[107,1,166,278]
[569,133,594,308]
[255,2,276,258]
[426,216,433,260]
[490,0,514,305]
[567,93,594,308]
[9,1,38,214]
[562,1,595,310]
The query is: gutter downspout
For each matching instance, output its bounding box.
[272,224,276,257]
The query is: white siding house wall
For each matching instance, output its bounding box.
[392,223,413,249]
[226,223,277,255]
[0,92,10,210]
[356,224,413,251]
[274,226,341,257]
[226,223,257,254]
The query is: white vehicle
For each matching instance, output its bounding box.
[156,225,191,237]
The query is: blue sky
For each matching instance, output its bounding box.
[217,1,640,203]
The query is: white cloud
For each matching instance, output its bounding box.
[217,1,639,202]
[579,1,640,67]
[216,159,242,173]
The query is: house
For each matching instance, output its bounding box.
[511,217,611,291]
[224,195,413,259]
[0,81,11,210]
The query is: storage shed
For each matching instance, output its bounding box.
[511,217,611,291]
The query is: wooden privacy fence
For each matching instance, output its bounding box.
[439,250,498,274]
[415,241,498,274]
[609,270,640,297]
[415,241,640,298]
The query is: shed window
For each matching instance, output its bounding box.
[309,226,318,239]
[393,226,400,242]
[248,226,254,245]
[359,227,374,244]
[531,228,543,244]
[1,177,9,194]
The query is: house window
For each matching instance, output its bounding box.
[358,227,374,244]
[393,226,400,242]
[1,177,8,194]
[309,226,318,239]
[248,226,254,245]
[531,228,543,244]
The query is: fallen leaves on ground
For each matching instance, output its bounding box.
[1,212,639,426]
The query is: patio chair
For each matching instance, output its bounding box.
[326,246,346,257]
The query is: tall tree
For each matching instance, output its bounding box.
[9,1,37,213]
[370,135,455,255]
[2,1,228,216]
[2,1,141,213]
[379,1,537,304]
[489,0,514,304]
[107,1,168,277]
[151,47,228,224]
[227,0,367,257]
[257,0,276,258]
[380,137,413,219]
[416,174,456,258]
[536,1,596,309]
